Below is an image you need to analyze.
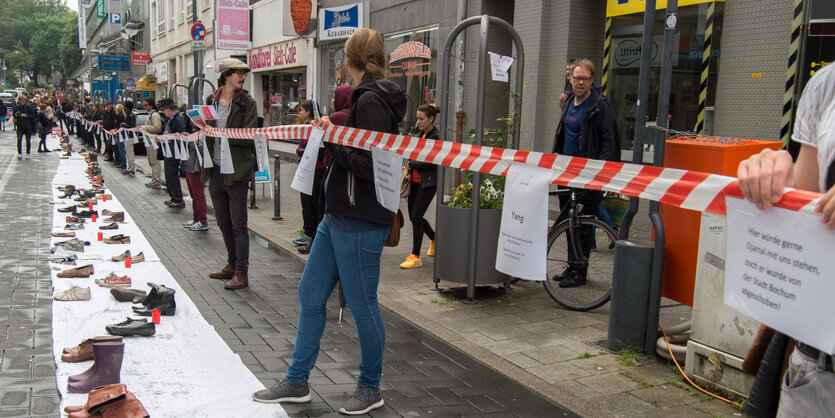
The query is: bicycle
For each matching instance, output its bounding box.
[543,188,618,311]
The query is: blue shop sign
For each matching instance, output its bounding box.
[319,3,363,41]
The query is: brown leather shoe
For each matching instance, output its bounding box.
[61,340,95,362]
[208,264,235,280]
[57,264,95,278]
[224,270,248,290]
[104,212,124,223]
[103,234,131,244]
[52,232,77,238]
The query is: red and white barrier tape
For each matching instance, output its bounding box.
[72,117,821,216]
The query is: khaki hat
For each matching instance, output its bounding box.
[217,58,250,74]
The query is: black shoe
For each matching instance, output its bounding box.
[164,200,186,209]
[105,317,156,336]
[552,266,575,282]
[558,270,588,288]
[297,242,312,254]
[58,205,78,213]
[76,210,97,218]
[110,288,147,302]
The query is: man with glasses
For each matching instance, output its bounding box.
[12,94,37,159]
[551,58,619,287]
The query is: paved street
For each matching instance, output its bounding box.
[0,128,62,417]
[72,135,573,416]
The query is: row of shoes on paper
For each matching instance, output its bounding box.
[59,337,149,417]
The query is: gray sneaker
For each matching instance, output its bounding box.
[338,386,384,415]
[252,380,311,404]
[188,221,209,231]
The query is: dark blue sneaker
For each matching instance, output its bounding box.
[252,380,311,404]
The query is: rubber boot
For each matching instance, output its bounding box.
[68,336,123,382]
[67,341,124,393]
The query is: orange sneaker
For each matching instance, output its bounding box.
[399,254,423,269]
[426,240,435,257]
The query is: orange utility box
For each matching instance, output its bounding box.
[661,137,783,306]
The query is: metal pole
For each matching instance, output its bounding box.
[619,0,656,240]
[272,154,282,220]
[249,181,257,209]
[192,0,202,106]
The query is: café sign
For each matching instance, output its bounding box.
[248,38,306,72]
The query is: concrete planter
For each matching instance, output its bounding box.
[434,204,509,285]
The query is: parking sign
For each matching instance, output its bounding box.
[110,13,121,24]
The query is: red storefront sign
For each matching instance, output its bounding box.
[131,51,150,66]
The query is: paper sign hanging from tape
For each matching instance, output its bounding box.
[254,134,268,172]
[371,146,403,213]
[291,128,324,195]
[219,134,235,174]
[495,163,551,281]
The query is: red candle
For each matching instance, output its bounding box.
[125,256,131,268]
[97,232,103,241]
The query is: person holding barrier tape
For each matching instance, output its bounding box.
[737,61,835,418]
[252,28,406,415]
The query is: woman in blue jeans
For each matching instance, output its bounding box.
[252,28,406,415]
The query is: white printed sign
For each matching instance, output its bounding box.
[371,147,403,214]
[290,128,324,195]
[725,197,835,354]
[488,51,514,82]
[495,164,551,281]
[254,134,268,172]
[219,135,235,174]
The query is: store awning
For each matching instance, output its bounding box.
[136,76,156,92]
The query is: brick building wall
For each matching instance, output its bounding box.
[713,0,794,141]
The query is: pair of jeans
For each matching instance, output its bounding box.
[16,129,31,155]
[777,348,835,417]
[185,172,207,223]
[556,188,602,270]
[164,155,184,203]
[116,139,126,167]
[208,167,250,272]
[285,219,388,391]
[407,183,436,255]
[145,145,162,184]
[124,136,135,171]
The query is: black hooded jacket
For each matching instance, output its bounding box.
[324,76,407,226]
[552,89,618,162]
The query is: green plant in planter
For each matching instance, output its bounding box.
[445,106,518,210]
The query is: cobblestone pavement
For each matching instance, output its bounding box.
[134,140,746,417]
[0,129,62,417]
[99,139,573,417]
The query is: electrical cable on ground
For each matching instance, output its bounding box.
[659,325,742,409]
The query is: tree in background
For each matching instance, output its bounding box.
[0,0,81,88]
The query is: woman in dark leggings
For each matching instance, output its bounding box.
[400,104,440,269]
[37,104,51,152]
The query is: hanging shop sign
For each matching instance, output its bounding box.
[217,0,251,50]
[248,38,306,72]
[388,41,432,79]
[607,0,724,18]
[131,51,150,66]
[318,3,363,41]
[78,4,87,49]
[284,0,316,37]
[96,0,105,19]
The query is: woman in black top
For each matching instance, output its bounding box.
[400,104,440,269]
[36,104,51,152]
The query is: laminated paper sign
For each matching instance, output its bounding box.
[725,197,835,354]
[495,163,550,281]
[219,135,235,174]
[291,128,324,195]
[371,146,403,214]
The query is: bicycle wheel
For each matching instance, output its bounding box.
[543,217,617,311]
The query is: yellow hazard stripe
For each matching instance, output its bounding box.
[781,0,804,147]
[602,17,612,98]
[696,2,714,134]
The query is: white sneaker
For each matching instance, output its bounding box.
[188,221,209,231]
[182,220,198,228]
[25,154,30,159]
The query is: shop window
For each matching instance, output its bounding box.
[385,26,439,133]
[264,71,307,127]
[321,44,348,116]
[607,3,723,149]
